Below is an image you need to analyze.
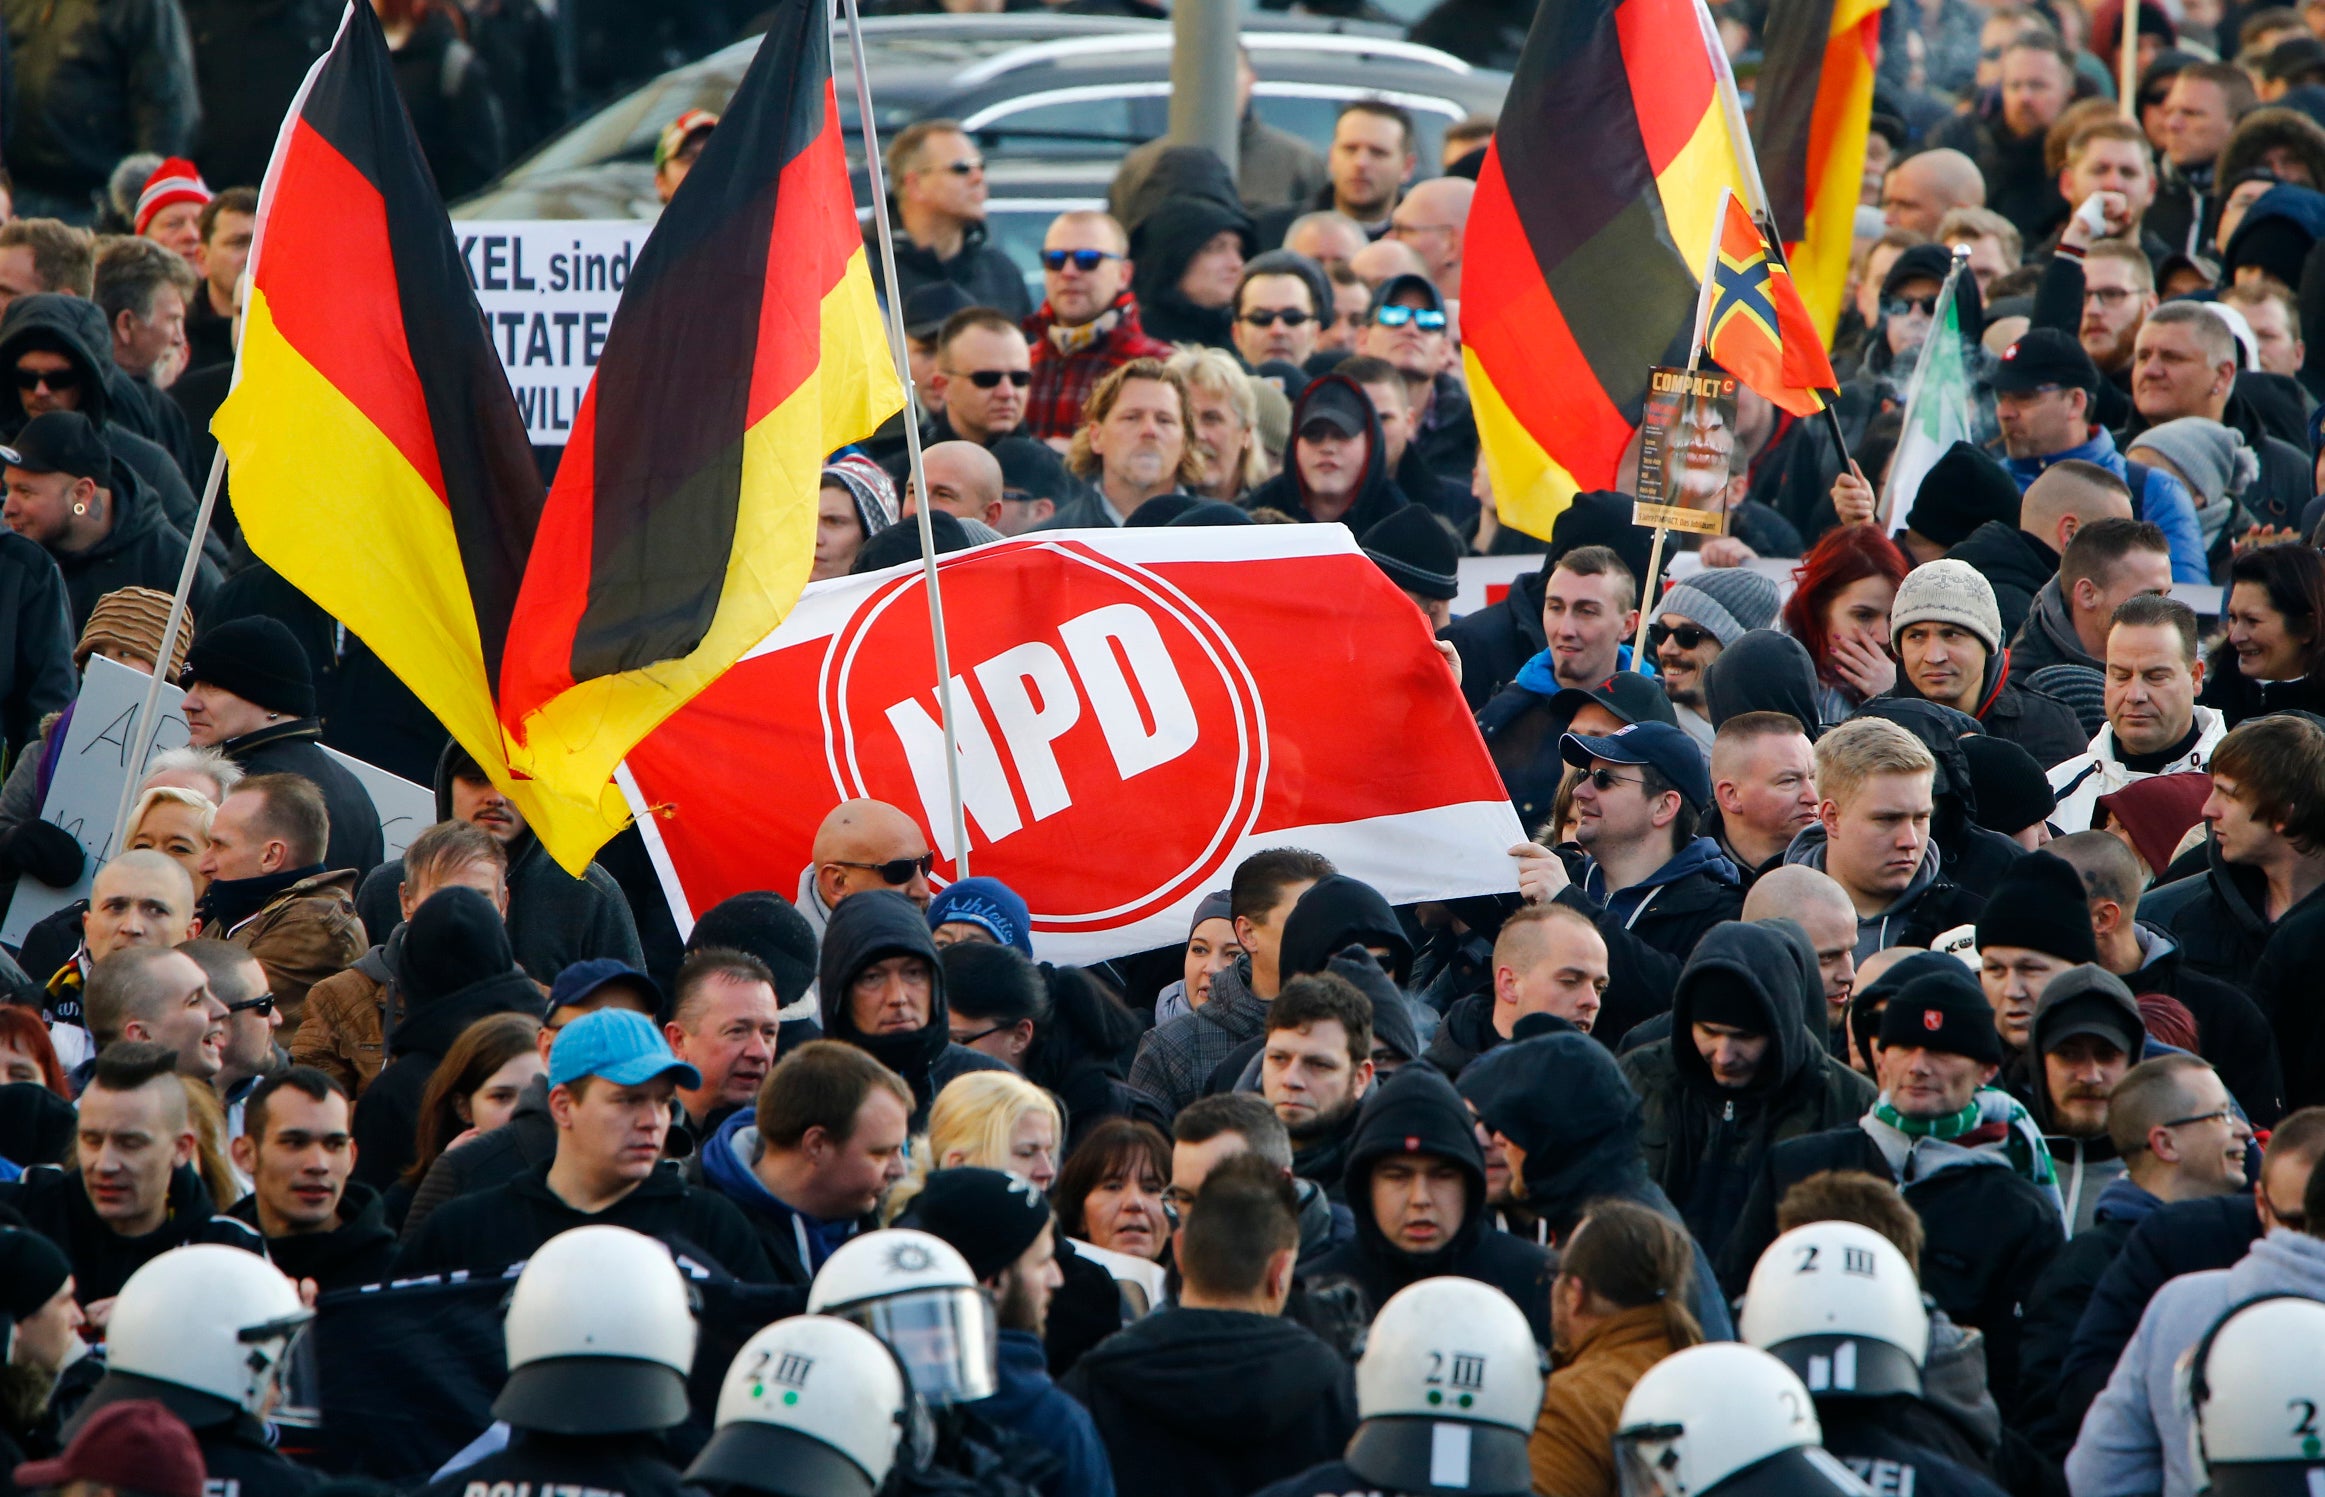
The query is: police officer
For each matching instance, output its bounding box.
[2188,1295,2325,1496]
[415,1225,698,1497]
[1738,1222,2007,1497]
[61,1244,318,1497]
[685,1316,916,1497]
[1614,1344,1873,1497]
[1253,1277,1546,1497]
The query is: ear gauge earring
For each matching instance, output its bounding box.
[71,502,87,516]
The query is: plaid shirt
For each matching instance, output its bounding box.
[1022,293,1174,442]
[1128,959,1269,1115]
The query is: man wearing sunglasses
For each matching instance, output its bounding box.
[1230,251,1329,370]
[872,120,1030,324]
[1651,571,1781,751]
[802,797,937,937]
[925,309,1031,450]
[1023,210,1171,445]
[1357,274,1475,488]
[181,938,281,1121]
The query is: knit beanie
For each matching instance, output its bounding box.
[2093,771,2214,874]
[688,891,819,1008]
[1362,506,1461,601]
[821,455,898,538]
[181,616,316,719]
[134,157,209,236]
[2125,417,2259,508]
[1959,734,2056,837]
[1903,441,2022,547]
[401,886,518,1005]
[0,1226,72,1322]
[926,877,1033,957]
[1687,969,1770,1033]
[1657,567,1781,647]
[1890,559,2003,656]
[1189,889,1232,934]
[1878,967,2004,1064]
[75,587,191,675]
[1974,850,2100,965]
[896,1166,1051,1281]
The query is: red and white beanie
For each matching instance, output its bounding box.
[134,158,212,237]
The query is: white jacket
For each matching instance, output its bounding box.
[2048,706,2225,836]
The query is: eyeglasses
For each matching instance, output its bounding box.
[1883,295,1938,318]
[2160,1108,2234,1131]
[224,993,277,1017]
[830,853,936,884]
[1371,305,1447,331]
[1239,308,1314,328]
[2083,286,2137,307]
[1648,622,1713,652]
[960,369,1031,389]
[1582,767,1643,792]
[1041,248,1121,272]
[952,1023,1007,1046]
[938,158,983,177]
[13,367,77,392]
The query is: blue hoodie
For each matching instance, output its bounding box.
[971,1328,1116,1497]
[1999,428,2206,582]
[1581,834,1740,926]
[1511,641,1655,696]
[699,1110,857,1278]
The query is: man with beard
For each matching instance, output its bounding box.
[0,1228,84,1470]
[2014,965,2145,1236]
[1652,571,1781,750]
[2077,242,2156,408]
[1259,975,1375,1200]
[1044,359,1203,529]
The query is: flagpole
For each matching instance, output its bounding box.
[1877,245,1971,532]
[1632,189,1729,664]
[109,445,225,852]
[837,0,972,878]
[2118,0,2140,119]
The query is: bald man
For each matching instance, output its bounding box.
[1943,458,2134,642]
[46,850,201,1074]
[1388,178,1474,299]
[1283,210,1368,273]
[1882,149,1987,236]
[1743,865,1862,1041]
[904,441,1005,530]
[800,798,934,935]
[1347,237,1431,291]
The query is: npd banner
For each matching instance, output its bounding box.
[620,526,1524,963]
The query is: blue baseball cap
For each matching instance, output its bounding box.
[547,959,664,1020]
[926,876,1033,956]
[1560,720,1713,812]
[547,1007,701,1091]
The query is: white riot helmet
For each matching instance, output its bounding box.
[99,1245,311,1428]
[1344,1278,1548,1496]
[685,1317,912,1497]
[496,1225,699,1435]
[1615,1344,1872,1497]
[807,1229,997,1406]
[2188,1294,2325,1496]
[1739,1222,1929,1399]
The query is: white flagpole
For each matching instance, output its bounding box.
[109,446,225,851]
[1877,246,1971,532]
[837,0,972,877]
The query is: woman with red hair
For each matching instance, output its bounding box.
[0,1005,69,1097]
[1781,525,1910,727]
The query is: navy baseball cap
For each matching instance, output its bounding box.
[1560,720,1713,811]
[547,1007,700,1091]
[547,958,663,1019]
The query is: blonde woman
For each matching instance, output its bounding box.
[889,1069,1064,1225]
[126,785,217,896]
[1166,347,1268,502]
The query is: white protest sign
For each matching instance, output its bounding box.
[457,221,641,445]
[1,656,434,946]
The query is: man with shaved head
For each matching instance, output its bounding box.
[1744,865,1863,1044]
[1387,178,1474,299]
[800,798,934,937]
[44,850,200,1075]
[903,441,1005,531]
[1882,148,1987,235]
[83,946,225,1081]
[1422,901,1610,1073]
[1708,712,1820,887]
[1283,210,1368,273]
[1346,237,1430,291]
[1948,450,2137,642]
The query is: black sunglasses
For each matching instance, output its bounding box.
[1240,308,1313,328]
[939,158,983,176]
[1648,622,1714,652]
[224,993,277,1017]
[833,853,936,884]
[1042,248,1121,272]
[1582,767,1643,792]
[14,367,77,392]
[963,369,1031,389]
[1884,295,1938,318]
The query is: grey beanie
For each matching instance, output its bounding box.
[1891,558,2002,655]
[2126,416,2260,507]
[1657,567,1781,647]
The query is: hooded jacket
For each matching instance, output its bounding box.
[394,1157,775,1283]
[1701,628,1826,740]
[1277,876,1414,986]
[0,1161,264,1303]
[1784,823,1986,963]
[2124,925,2284,1123]
[2017,1175,2160,1452]
[2138,824,2325,989]
[1127,194,1257,352]
[2048,705,2226,836]
[1621,922,1877,1258]
[226,1179,397,1291]
[1,0,198,211]
[2010,576,2103,676]
[1887,645,2088,772]
[1999,428,2206,582]
[1940,522,2062,646]
[1240,373,1411,533]
[865,206,1032,324]
[1303,1066,1554,1342]
[2018,975,2144,1236]
[817,890,1007,1127]
[1554,837,1745,1046]
[353,739,644,982]
[694,1109,871,1287]
[1060,1306,1357,1497]
[0,532,74,763]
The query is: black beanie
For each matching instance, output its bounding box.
[1686,969,1769,1034]
[1327,948,1422,1063]
[1975,849,2099,965]
[1960,734,2056,837]
[1547,491,1653,585]
[1878,966,2004,1065]
[689,891,819,1008]
[182,616,316,719]
[0,1080,75,1170]
[853,509,969,573]
[1849,950,1964,1073]
[0,1226,71,1321]
[401,885,517,1005]
[896,1166,1051,1282]
[1903,441,2021,548]
[1362,506,1461,601]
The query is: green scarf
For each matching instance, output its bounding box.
[1871,1096,1980,1139]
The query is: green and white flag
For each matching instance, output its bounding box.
[1880,248,1973,533]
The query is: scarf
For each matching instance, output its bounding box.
[1865,1086,2062,1212]
[200,864,319,934]
[1047,304,1121,355]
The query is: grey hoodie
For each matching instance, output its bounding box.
[1784,823,1955,961]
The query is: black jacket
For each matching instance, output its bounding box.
[1241,373,1411,533]
[818,890,1008,1127]
[1817,1401,2013,1497]
[226,1181,397,1292]
[0,531,72,760]
[2016,1186,2145,1456]
[1941,523,2058,645]
[866,209,1033,324]
[0,0,197,210]
[413,1431,687,1497]
[2127,932,2284,1123]
[2139,831,2325,993]
[0,1162,264,1303]
[2198,651,2325,729]
[219,720,384,876]
[1717,1125,2063,1409]
[1060,1308,1358,1497]
[1440,564,1546,712]
[1126,186,1255,352]
[2249,900,2325,1112]
[181,0,334,192]
[1928,108,2066,245]
[1302,1066,1554,1344]
[354,740,644,981]
[394,1160,776,1281]
[1552,838,1746,1046]
[1420,991,1505,1077]
[399,1073,557,1240]
[1621,922,1876,1261]
[351,968,545,1190]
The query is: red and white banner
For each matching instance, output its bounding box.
[619,526,1523,964]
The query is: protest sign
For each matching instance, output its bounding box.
[2,658,433,945]
[456,221,640,445]
[622,526,1524,964]
[1633,365,1737,528]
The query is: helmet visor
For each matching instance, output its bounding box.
[245,1313,319,1427]
[1615,1424,1686,1497]
[848,1288,997,1406]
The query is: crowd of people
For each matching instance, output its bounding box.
[18,0,2325,1493]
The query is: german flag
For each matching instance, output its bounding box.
[1703,193,1837,417]
[1753,0,1887,341]
[495,0,900,850]
[1462,0,1758,540]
